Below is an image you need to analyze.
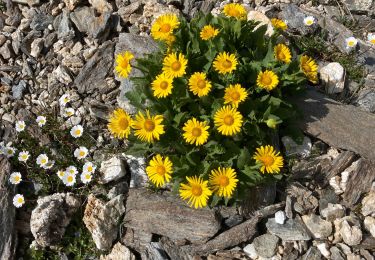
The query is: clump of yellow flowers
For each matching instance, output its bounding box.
[109,5,318,208]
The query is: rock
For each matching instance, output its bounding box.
[30,193,81,247]
[0,158,16,260]
[124,155,148,188]
[100,242,135,260]
[0,35,6,46]
[320,62,345,94]
[317,243,331,258]
[12,0,40,6]
[64,0,82,10]
[122,228,153,252]
[55,10,75,41]
[99,156,127,184]
[364,217,375,238]
[321,203,345,221]
[340,220,362,246]
[266,218,311,241]
[52,65,72,85]
[70,7,112,41]
[74,41,114,94]
[89,0,113,13]
[30,11,53,31]
[243,243,258,259]
[247,11,274,37]
[360,248,373,260]
[330,246,346,260]
[224,214,243,228]
[0,41,14,59]
[275,210,286,224]
[341,0,373,12]
[30,38,44,58]
[118,2,142,22]
[279,4,317,35]
[287,182,318,215]
[356,89,375,113]
[281,136,312,158]
[301,214,332,238]
[239,184,276,217]
[83,194,126,250]
[142,242,169,260]
[302,246,322,260]
[362,191,375,216]
[123,189,221,243]
[253,234,279,258]
[12,80,27,100]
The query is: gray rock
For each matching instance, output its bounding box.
[0,41,14,59]
[99,156,127,184]
[301,214,332,238]
[330,246,346,260]
[362,191,375,216]
[30,11,53,31]
[320,62,345,94]
[12,80,27,100]
[0,158,16,260]
[124,155,148,188]
[74,41,114,94]
[253,234,279,258]
[224,214,243,228]
[302,247,322,260]
[266,218,311,241]
[321,203,345,221]
[319,188,340,214]
[341,0,373,12]
[100,242,135,260]
[55,10,75,41]
[340,220,362,246]
[279,4,318,35]
[0,35,6,46]
[70,7,112,41]
[64,0,82,11]
[30,38,44,58]
[364,216,375,238]
[89,0,113,13]
[30,193,81,247]
[83,194,126,250]
[53,65,72,85]
[282,136,312,158]
[356,89,375,113]
[118,2,142,21]
[107,181,128,200]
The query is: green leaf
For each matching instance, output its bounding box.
[237,147,251,170]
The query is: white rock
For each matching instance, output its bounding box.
[339,160,360,192]
[124,155,148,188]
[275,211,286,225]
[362,191,375,216]
[247,11,274,37]
[340,220,362,246]
[100,242,135,260]
[243,243,258,259]
[52,65,72,85]
[281,136,312,158]
[364,216,375,238]
[321,203,345,221]
[329,176,344,194]
[30,38,44,58]
[99,156,127,184]
[320,62,345,94]
[317,242,331,258]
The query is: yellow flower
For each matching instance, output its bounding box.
[146,154,173,187]
[188,72,212,97]
[274,43,292,63]
[179,176,212,209]
[214,105,243,136]
[115,51,134,78]
[132,110,165,143]
[151,73,174,98]
[300,55,318,84]
[108,108,133,139]
[271,18,287,31]
[253,145,284,174]
[182,118,210,146]
[256,70,279,91]
[223,84,248,108]
[223,3,247,20]
[200,25,219,40]
[151,13,180,41]
[162,52,188,78]
[213,52,238,74]
[209,167,238,198]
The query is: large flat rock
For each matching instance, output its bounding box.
[295,88,375,161]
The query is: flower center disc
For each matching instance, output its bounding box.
[261,155,275,166]
[224,115,234,126]
[156,166,166,176]
[192,127,202,137]
[262,75,272,85]
[231,91,240,101]
[18,198,23,203]
[228,9,239,17]
[87,166,93,172]
[171,61,181,71]
[222,60,232,69]
[160,81,169,90]
[67,176,73,182]
[191,185,203,196]
[75,130,81,135]
[41,159,46,164]
[119,59,128,68]
[197,79,206,89]
[303,65,311,73]
[15,176,20,182]
[79,151,85,157]
[85,175,91,180]
[218,176,229,187]
[278,52,285,59]
[160,23,171,33]
[118,117,129,129]
[371,39,375,44]
[144,119,155,132]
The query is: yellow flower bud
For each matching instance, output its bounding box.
[266,118,278,129]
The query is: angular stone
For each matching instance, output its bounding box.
[302,214,332,239]
[100,242,135,260]
[30,193,81,247]
[266,218,311,241]
[317,243,331,258]
[74,41,114,94]
[124,155,148,188]
[340,220,362,246]
[12,80,27,100]
[99,156,127,184]
[83,194,125,250]
[64,0,82,11]
[253,234,280,258]
[243,243,258,259]
[124,189,221,243]
[321,203,345,221]
[275,210,286,224]
[356,89,375,113]
[341,0,373,12]
[279,4,317,36]
[302,247,322,260]
[364,216,375,238]
[30,38,44,58]
[247,11,274,37]
[281,136,312,158]
[320,62,345,94]
[330,246,346,260]
[362,191,375,216]
[118,2,142,21]
[54,10,75,41]
[30,11,53,31]
[89,0,113,13]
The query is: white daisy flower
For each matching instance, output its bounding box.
[59,94,71,106]
[18,151,30,162]
[9,172,22,185]
[36,116,47,127]
[368,33,375,45]
[303,16,315,26]
[3,147,16,158]
[70,125,83,138]
[57,170,66,180]
[83,162,96,174]
[74,147,88,160]
[13,194,25,208]
[80,172,92,184]
[42,160,55,170]
[346,37,358,49]
[15,121,26,132]
[66,165,78,175]
[36,154,49,167]
[63,172,76,186]
[63,108,75,118]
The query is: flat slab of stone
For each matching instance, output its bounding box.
[295,88,375,161]
[266,218,311,241]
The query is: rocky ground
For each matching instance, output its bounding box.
[1,0,375,259]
